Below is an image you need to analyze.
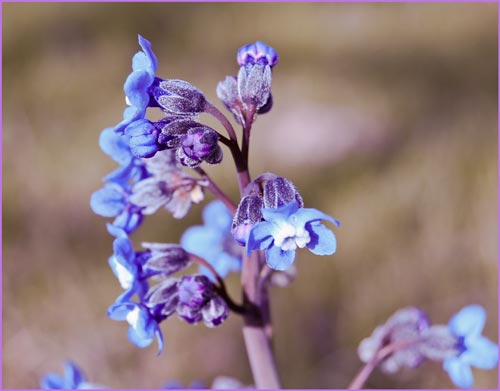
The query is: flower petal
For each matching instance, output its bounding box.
[443,357,474,389]
[127,325,154,348]
[137,35,158,73]
[265,245,295,270]
[462,336,498,369]
[40,373,65,389]
[181,226,221,259]
[293,207,341,227]
[99,128,132,164]
[124,70,154,110]
[306,223,337,255]
[261,200,300,222]
[90,185,125,217]
[64,360,85,388]
[449,305,486,338]
[246,221,274,255]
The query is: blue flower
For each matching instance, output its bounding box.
[181,200,241,278]
[107,301,164,353]
[237,41,279,68]
[247,200,340,270]
[443,305,498,389]
[124,35,158,111]
[109,236,149,303]
[125,118,162,158]
[40,360,100,389]
[90,183,144,235]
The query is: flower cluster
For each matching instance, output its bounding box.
[358,305,498,388]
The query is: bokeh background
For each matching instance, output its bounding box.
[3,2,498,389]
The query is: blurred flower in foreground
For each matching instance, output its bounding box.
[443,305,498,389]
[40,361,102,390]
[181,200,241,278]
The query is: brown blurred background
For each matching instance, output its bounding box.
[3,3,498,389]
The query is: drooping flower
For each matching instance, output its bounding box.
[181,200,242,278]
[40,360,102,390]
[107,301,164,353]
[247,200,340,270]
[443,305,498,389]
[108,236,149,303]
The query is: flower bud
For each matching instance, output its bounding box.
[144,278,179,319]
[232,194,264,246]
[202,295,229,328]
[153,79,206,116]
[237,63,272,113]
[176,127,223,168]
[125,119,163,158]
[216,76,245,126]
[263,176,304,209]
[141,242,190,276]
[237,41,279,68]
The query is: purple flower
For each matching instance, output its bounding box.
[247,200,340,270]
[107,301,164,353]
[181,200,241,279]
[443,305,498,388]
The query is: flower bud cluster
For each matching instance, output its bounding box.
[217,41,279,127]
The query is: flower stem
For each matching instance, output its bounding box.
[347,339,422,389]
[193,167,237,213]
[188,252,245,315]
[204,100,238,143]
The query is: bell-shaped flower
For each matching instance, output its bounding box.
[443,305,498,389]
[247,200,340,270]
[125,119,163,158]
[181,200,241,279]
[107,301,164,353]
[237,41,279,68]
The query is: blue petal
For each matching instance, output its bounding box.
[265,245,296,271]
[180,225,222,258]
[99,128,132,165]
[443,357,474,389]
[128,325,154,348]
[112,106,146,135]
[449,305,486,338]
[124,70,154,110]
[203,200,233,232]
[107,302,136,320]
[155,328,164,355]
[261,200,300,222]
[64,360,85,388]
[293,207,341,227]
[106,223,128,238]
[90,185,125,217]
[137,35,158,74]
[463,336,498,369]
[113,237,135,262]
[306,223,337,255]
[113,209,143,234]
[40,373,65,389]
[247,221,274,255]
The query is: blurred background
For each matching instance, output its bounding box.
[3,3,498,389]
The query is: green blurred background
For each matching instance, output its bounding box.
[3,2,498,389]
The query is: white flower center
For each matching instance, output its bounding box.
[126,306,140,328]
[112,256,134,289]
[273,221,311,251]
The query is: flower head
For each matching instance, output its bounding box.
[107,301,164,353]
[443,305,498,389]
[181,200,241,278]
[247,200,340,270]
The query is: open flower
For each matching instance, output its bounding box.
[443,305,498,388]
[107,301,164,353]
[247,200,340,270]
[181,200,241,278]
